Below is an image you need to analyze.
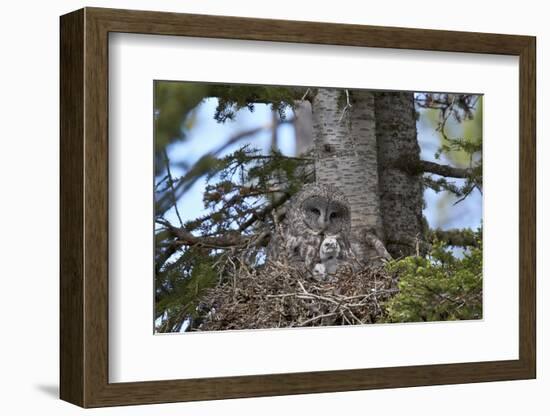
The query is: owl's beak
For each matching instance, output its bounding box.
[317,214,328,233]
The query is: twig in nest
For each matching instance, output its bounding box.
[196,260,398,331]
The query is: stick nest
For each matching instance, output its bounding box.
[197,261,398,331]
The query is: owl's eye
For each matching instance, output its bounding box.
[330,212,339,219]
[310,208,321,215]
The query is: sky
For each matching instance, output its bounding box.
[158,94,482,234]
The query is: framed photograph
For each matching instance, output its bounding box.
[60,7,536,408]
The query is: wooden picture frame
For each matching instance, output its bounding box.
[60,7,536,408]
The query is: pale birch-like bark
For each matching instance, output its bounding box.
[311,88,383,262]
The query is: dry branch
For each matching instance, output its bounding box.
[419,160,473,179]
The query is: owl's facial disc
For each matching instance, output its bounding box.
[326,202,348,234]
[301,196,350,235]
[302,196,329,234]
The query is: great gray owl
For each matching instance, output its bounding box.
[267,183,353,275]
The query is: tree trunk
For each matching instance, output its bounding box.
[311,88,383,261]
[374,91,424,257]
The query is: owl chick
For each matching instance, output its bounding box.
[313,236,342,281]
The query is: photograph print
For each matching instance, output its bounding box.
[154,82,483,333]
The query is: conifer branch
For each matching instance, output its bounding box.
[157,218,249,249]
[427,228,480,248]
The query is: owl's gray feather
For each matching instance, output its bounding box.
[267,184,352,273]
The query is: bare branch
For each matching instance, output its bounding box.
[419,160,473,178]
